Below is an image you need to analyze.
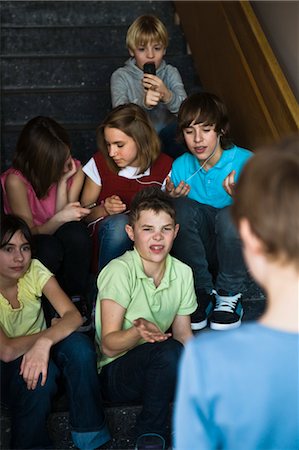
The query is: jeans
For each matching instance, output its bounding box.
[171,197,247,295]
[97,213,133,272]
[99,339,183,440]
[1,333,110,450]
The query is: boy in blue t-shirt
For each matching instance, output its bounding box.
[174,137,299,450]
[166,92,252,330]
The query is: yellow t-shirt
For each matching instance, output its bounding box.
[0,259,53,338]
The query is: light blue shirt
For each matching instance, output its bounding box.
[171,146,252,208]
[174,322,299,450]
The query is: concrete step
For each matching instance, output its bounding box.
[2,25,187,56]
[0,1,176,27]
[1,55,198,90]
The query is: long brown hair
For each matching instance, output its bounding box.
[13,116,71,198]
[96,104,161,174]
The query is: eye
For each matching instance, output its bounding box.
[137,47,145,52]
[163,226,173,232]
[184,129,193,135]
[21,245,31,252]
[143,227,152,232]
[117,143,124,148]
[3,245,13,253]
[154,46,162,51]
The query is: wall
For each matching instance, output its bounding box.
[251,1,299,101]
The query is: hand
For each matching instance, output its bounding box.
[166,177,190,198]
[57,202,91,223]
[104,195,127,215]
[60,158,78,183]
[133,318,172,343]
[223,170,236,196]
[144,87,161,107]
[142,74,172,103]
[20,338,51,390]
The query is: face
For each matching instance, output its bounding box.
[183,122,222,168]
[126,209,179,267]
[130,41,165,70]
[104,127,139,168]
[0,230,31,282]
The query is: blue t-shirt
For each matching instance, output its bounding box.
[171,145,252,208]
[174,322,299,450]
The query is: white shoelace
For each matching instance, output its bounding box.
[214,293,242,313]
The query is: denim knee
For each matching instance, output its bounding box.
[215,206,239,241]
[153,339,183,373]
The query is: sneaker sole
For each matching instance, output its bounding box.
[210,318,242,331]
[191,318,208,331]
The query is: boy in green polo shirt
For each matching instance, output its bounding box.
[95,187,197,450]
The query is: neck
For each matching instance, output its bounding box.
[258,263,299,333]
[201,144,223,171]
[141,259,166,287]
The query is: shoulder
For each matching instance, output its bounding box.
[3,169,29,190]
[171,255,193,276]
[229,145,253,160]
[172,152,194,169]
[155,152,173,166]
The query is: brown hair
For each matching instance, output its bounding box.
[126,15,168,52]
[232,136,299,268]
[13,116,71,198]
[96,103,161,174]
[178,92,233,149]
[129,186,176,227]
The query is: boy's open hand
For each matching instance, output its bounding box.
[133,318,172,343]
[166,177,190,198]
[223,170,236,196]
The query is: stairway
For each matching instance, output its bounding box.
[0,0,200,172]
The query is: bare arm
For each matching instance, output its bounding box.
[171,314,193,345]
[100,299,171,358]
[4,174,90,234]
[56,160,85,211]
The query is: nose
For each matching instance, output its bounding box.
[153,231,163,241]
[145,47,154,59]
[194,128,203,143]
[14,249,24,262]
[108,145,117,157]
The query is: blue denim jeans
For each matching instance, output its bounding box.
[1,333,110,450]
[99,339,183,441]
[97,213,133,272]
[171,197,247,294]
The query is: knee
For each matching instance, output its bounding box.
[155,339,183,371]
[216,207,239,241]
[56,333,97,368]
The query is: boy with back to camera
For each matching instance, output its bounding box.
[174,137,299,450]
[167,92,253,331]
[110,15,187,159]
[95,187,197,450]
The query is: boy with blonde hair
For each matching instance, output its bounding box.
[174,137,299,450]
[110,15,187,158]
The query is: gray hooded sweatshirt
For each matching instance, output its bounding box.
[110,58,187,132]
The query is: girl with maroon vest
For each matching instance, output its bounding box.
[81,103,173,272]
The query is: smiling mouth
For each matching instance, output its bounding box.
[150,245,164,252]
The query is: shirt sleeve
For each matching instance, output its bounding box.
[27,259,54,296]
[97,259,132,309]
[82,158,102,186]
[174,341,220,450]
[163,66,187,114]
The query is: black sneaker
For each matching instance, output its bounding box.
[209,291,243,330]
[191,291,215,331]
[135,433,165,450]
[71,296,92,332]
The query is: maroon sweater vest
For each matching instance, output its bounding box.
[93,152,173,209]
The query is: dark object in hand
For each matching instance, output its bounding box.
[143,63,156,75]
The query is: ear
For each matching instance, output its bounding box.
[174,223,179,239]
[239,218,263,255]
[129,48,135,58]
[125,224,135,242]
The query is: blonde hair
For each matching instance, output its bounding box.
[96,103,161,174]
[126,15,168,52]
[232,136,299,268]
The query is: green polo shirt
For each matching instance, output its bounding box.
[95,248,197,371]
